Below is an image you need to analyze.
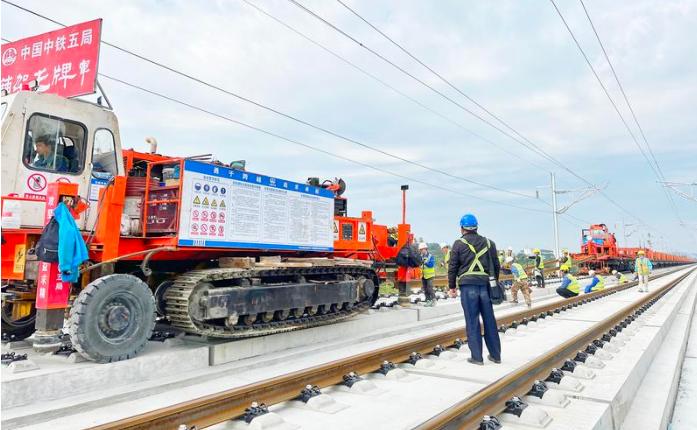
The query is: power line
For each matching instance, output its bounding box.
[0,34,550,214]
[549,0,688,238]
[577,0,686,227]
[292,0,650,229]
[110,74,558,214]
[241,0,548,171]
[334,0,556,170]
[578,0,665,179]
[288,0,563,168]
[548,0,661,180]
[1,0,537,202]
[308,0,621,188]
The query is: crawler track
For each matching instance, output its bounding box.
[164,266,376,338]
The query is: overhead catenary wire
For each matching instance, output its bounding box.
[578,0,665,180]
[240,0,548,171]
[0,31,549,215]
[0,0,537,202]
[3,10,648,232]
[0,32,596,229]
[549,0,690,241]
[287,0,653,230]
[576,0,689,231]
[98,75,556,215]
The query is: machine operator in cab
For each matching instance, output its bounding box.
[31,135,69,172]
[447,213,501,365]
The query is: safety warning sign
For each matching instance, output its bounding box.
[26,173,47,192]
[358,222,367,242]
[178,160,334,251]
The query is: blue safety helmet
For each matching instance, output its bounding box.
[460,213,478,229]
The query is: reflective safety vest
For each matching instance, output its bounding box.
[511,262,528,280]
[537,255,544,270]
[564,274,580,294]
[562,255,572,267]
[635,257,651,275]
[590,275,605,291]
[444,250,451,267]
[617,273,628,284]
[456,238,491,285]
[421,254,436,279]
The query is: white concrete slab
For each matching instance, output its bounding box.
[622,273,697,430]
[209,374,486,430]
[570,271,697,429]
[499,397,613,430]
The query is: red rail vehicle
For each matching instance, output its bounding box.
[0,87,420,362]
[571,224,693,273]
[1,31,420,365]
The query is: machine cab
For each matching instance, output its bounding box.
[1,90,124,230]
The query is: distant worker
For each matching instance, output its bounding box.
[387,227,398,247]
[533,248,545,289]
[505,257,532,308]
[505,246,514,259]
[560,249,573,271]
[440,243,451,269]
[498,250,505,265]
[612,269,628,284]
[634,250,653,292]
[556,266,580,298]
[448,213,502,365]
[418,242,437,306]
[584,270,605,293]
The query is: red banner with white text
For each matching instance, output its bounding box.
[1,19,102,98]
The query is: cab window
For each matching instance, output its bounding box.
[23,113,86,174]
[92,129,118,178]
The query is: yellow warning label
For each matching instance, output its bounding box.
[357,222,367,242]
[13,244,26,273]
[219,200,226,208]
[211,199,217,208]
[333,223,339,233]
[202,197,209,206]
[193,195,201,205]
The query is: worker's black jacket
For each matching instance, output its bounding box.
[447,231,500,288]
[535,255,542,269]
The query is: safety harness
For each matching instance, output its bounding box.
[456,237,491,285]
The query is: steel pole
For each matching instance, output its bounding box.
[551,172,560,258]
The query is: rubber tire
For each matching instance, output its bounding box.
[1,304,36,340]
[69,274,155,363]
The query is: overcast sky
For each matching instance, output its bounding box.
[3,0,696,254]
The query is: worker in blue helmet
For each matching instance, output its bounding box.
[447,213,502,365]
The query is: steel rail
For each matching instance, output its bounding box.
[89,267,690,430]
[415,266,696,429]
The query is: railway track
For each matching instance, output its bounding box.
[417,266,696,429]
[89,266,695,430]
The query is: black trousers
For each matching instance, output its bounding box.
[422,278,435,300]
[536,274,545,288]
[556,287,578,298]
